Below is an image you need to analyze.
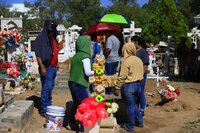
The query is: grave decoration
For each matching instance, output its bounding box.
[0,29,22,47]
[11,53,28,70]
[21,72,36,90]
[159,80,181,101]
[0,29,37,93]
[75,55,119,127]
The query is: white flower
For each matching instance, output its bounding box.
[111,103,119,109]
[107,108,112,114]
[167,84,175,91]
[112,108,118,113]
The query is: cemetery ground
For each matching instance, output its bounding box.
[12,63,200,133]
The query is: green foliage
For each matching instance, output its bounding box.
[0,0,193,45]
[0,2,12,17]
[143,0,189,44]
[65,0,102,31]
[105,0,148,29]
[176,0,195,29]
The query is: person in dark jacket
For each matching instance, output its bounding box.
[33,20,64,117]
[131,35,149,116]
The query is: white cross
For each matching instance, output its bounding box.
[123,21,142,38]
[187,27,200,49]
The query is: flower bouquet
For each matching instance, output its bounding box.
[21,72,36,90]
[0,61,10,74]
[0,29,22,47]
[75,97,108,127]
[159,84,180,101]
[6,62,21,78]
[11,53,28,70]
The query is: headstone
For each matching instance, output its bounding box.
[187,27,200,49]
[147,44,156,76]
[58,25,82,62]
[0,16,22,30]
[0,100,34,132]
[163,35,173,75]
[0,84,4,107]
[123,21,142,41]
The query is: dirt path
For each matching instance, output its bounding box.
[13,79,200,133]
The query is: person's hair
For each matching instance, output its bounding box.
[116,32,124,57]
[90,33,97,41]
[52,21,58,39]
[138,37,147,49]
[131,35,140,42]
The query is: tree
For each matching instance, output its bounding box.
[65,0,102,31]
[104,0,147,29]
[143,0,189,44]
[175,0,195,29]
[0,2,12,17]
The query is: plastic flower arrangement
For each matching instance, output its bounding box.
[75,97,108,127]
[78,55,119,127]
[0,29,22,47]
[11,53,28,70]
[159,84,180,101]
[21,72,36,89]
[6,62,21,78]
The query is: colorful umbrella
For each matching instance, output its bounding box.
[84,23,121,35]
[98,13,131,24]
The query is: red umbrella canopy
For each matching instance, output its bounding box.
[85,23,121,35]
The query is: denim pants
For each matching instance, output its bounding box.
[121,82,143,131]
[139,72,147,111]
[105,61,119,94]
[68,81,89,132]
[39,66,57,114]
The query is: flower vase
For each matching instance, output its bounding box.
[84,119,101,133]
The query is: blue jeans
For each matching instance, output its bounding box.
[68,81,89,132]
[105,61,119,94]
[121,82,143,131]
[39,66,57,114]
[139,72,147,111]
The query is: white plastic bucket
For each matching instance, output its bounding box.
[46,106,65,132]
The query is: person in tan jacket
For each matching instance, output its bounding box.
[115,42,144,131]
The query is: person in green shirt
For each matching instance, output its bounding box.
[68,36,94,132]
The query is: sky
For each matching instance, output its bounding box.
[4,0,149,7]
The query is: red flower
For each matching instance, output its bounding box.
[75,108,85,121]
[75,97,109,127]
[175,88,180,95]
[82,111,97,127]
[0,61,11,68]
[96,106,108,119]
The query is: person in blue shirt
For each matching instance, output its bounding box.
[90,33,101,63]
[131,35,149,116]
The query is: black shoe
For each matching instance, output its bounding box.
[40,113,46,118]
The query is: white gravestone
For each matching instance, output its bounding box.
[123,21,142,41]
[57,25,82,62]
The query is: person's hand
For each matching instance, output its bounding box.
[41,66,46,76]
[91,70,95,75]
[56,64,60,71]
